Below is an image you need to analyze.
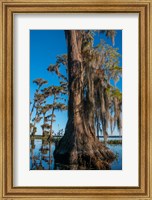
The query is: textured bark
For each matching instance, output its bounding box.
[54,30,115,169]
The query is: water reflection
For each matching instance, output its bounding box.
[30,139,55,170]
[30,138,122,170]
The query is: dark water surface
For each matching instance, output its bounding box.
[30,138,122,170]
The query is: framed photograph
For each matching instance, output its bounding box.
[0,0,152,199]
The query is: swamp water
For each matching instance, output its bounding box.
[30,137,122,170]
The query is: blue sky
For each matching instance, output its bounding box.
[30,30,122,135]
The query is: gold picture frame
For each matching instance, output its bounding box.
[0,0,152,199]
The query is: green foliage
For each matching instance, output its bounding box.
[81,31,122,137]
[30,30,122,141]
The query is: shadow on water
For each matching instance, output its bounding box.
[30,137,122,170]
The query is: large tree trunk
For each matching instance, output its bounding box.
[54,30,115,169]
